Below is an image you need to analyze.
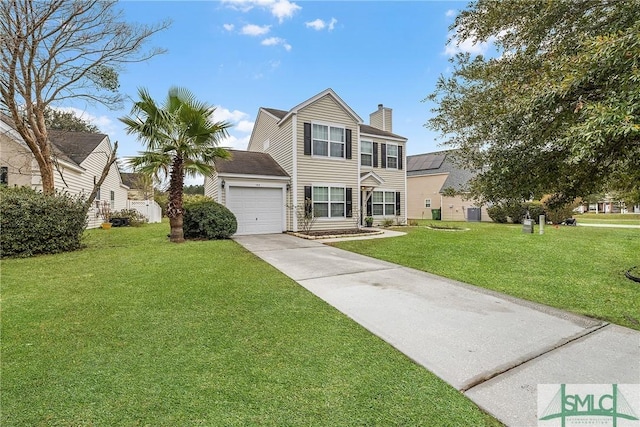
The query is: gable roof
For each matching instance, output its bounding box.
[359,124,407,141]
[120,172,145,188]
[47,130,106,167]
[262,108,288,120]
[214,150,289,177]
[407,150,476,192]
[268,88,363,125]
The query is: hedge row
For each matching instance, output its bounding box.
[1,187,87,258]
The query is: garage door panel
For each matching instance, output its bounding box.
[227,187,283,235]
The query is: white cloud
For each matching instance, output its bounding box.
[445,9,456,18]
[223,23,235,31]
[236,120,254,133]
[54,107,116,134]
[222,0,301,22]
[241,24,271,36]
[213,107,249,123]
[261,37,291,51]
[271,0,301,22]
[220,134,251,150]
[444,32,491,56]
[306,17,337,31]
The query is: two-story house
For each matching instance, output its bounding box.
[204,88,407,235]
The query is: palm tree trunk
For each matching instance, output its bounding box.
[167,156,185,243]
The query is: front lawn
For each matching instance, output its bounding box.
[332,222,640,330]
[1,223,499,426]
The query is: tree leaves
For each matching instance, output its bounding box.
[428,0,640,206]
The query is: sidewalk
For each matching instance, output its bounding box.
[234,233,640,427]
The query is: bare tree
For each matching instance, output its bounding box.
[0,0,170,195]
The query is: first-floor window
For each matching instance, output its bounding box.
[110,190,115,209]
[373,191,396,215]
[425,199,431,208]
[313,186,345,218]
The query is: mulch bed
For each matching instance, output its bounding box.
[299,228,380,237]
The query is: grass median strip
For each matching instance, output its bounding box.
[1,223,500,426]
[332,222,640,330]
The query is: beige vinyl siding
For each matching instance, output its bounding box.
[46,137,127,229]
[248,110,294,177]
[360,135,406,225]
[0,133,35,187]
[407,174,447,220]
[203,174,219,201]
[296,94,360,230]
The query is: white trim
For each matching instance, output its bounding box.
[279,88,363,125]
[224,182,287,234]
[385,143,399,170]
[310,121,346,159]
[359,171,385,186]
[217,172,289,181]
[292,114,298,232]
[311,183,347,219]
[359,131,406,142]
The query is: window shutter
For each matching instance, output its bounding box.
[346,187,353,217]
[373,142,379,167]
[304,186,312,215]
[304,123,311,155]
[395,192,401,215]
[366,194,372,216]
[398,146,403,170]
[381,144,387,168]
[345,129,352,159]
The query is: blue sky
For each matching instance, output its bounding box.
[64,1,492,182]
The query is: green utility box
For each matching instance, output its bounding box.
[432,208,441,220]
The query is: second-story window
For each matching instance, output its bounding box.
[361,141,373,167]
[313,124,345,158]
[386,144,398,169]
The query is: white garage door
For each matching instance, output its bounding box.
[227,186,284,235]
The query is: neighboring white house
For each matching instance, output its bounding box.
[204,88,408,235]
[0,114,128,228]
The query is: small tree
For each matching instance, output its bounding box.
[289,198,317,234]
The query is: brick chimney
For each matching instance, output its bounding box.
[369,103,392,132]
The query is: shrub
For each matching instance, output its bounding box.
[504,200,527,224]
[381,217,394,227]
[0,187,87,258]
[183,198,237,239]
[524,201,546,223]
[487,205,508,223]
[541,194,579,224]
[111,208,148,227]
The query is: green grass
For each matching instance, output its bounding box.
[1,223,500,426]
[574,213,640,223]
[332,222,640,330]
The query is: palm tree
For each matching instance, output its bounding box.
[120,87,231,243]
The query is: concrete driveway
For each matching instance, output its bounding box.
[234,233,640,426]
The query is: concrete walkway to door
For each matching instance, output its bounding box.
[234,233,640,427]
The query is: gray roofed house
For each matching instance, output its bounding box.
[214,150,289,177]
[204,88,408,234]
[406,150,488,221]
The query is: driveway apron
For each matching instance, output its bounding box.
[234,233,640,427]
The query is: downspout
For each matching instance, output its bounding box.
[292,114,298,232]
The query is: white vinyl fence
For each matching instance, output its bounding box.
[127,200,163,223]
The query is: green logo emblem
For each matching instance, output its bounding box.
[539,384,639,427]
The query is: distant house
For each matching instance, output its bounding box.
[407,150,489,222]
[0,114,128,228]
[204,88,407,235]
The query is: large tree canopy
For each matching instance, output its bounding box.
[427,0,640,207]
[0,0,170,195]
